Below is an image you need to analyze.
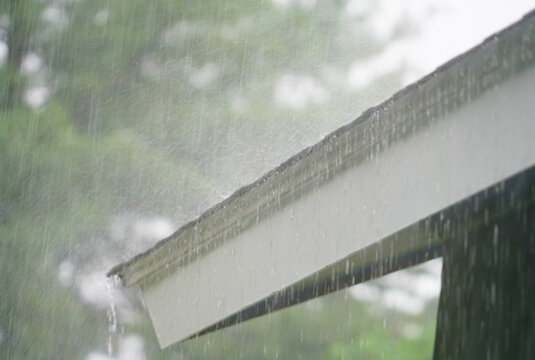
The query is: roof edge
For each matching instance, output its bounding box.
[108,9,535,286]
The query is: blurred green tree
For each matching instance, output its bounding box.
[0,1,431,359]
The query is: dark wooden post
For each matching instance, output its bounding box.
[433,177,535,359]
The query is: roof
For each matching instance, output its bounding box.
[109,9,535,287]
[107,10,535,348]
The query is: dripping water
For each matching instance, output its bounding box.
[106,276,119,356]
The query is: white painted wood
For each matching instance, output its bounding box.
[142,66,535,347]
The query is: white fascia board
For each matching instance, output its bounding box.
[109,12,535,348]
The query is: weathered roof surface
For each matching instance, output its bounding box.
[108,9,535,287]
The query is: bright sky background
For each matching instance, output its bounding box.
[345,0,535,89]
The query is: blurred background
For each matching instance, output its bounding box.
[0,0,533,359]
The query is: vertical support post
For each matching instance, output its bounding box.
[433,188,535,359]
